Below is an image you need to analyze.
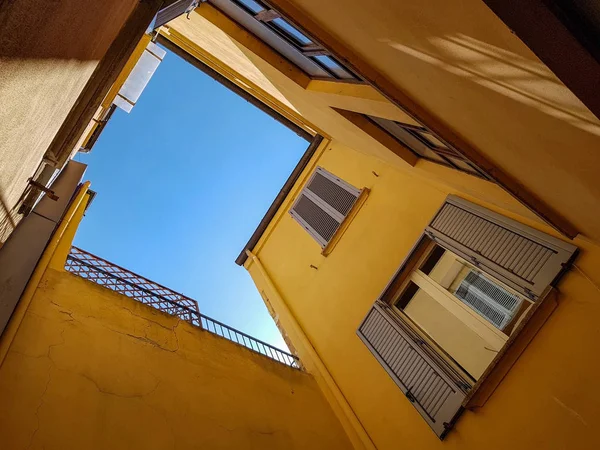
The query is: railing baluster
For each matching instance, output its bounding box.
[65,246,300,369]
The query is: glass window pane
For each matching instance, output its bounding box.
[314,55,354,79]
[419,244,525,332]
[420,245,467,289]
[368,116,425,156]
[446,157,481,175]
[271,18,312,45]
[419,147,448,164]
[398,280,495,380]
[314,54,340,70]
[419,130,449,149]
[236,0,264,14]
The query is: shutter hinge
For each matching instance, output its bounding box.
[405,389,416,403]
[524,288,536,301]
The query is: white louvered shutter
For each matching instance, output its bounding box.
[426,196,578,300]
[357,302,468,438]
[290,167,361,247]
[155,0,199,29]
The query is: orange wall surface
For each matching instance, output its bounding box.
[247,139,600,450]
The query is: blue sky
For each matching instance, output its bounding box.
[75,46,307,350]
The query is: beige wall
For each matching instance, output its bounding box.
[0,0,137,242]
[0,268,352,449]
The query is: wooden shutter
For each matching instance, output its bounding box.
[155,0,198,29]
[357,302,468,438]
[290,167,360,247]
[426,196,577,300]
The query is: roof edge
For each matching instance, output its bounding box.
[235,134,324,265]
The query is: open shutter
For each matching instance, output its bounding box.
[290,167,360,247]
[155,0,199,29]
[426,196,577,300]
[357,302,467,438]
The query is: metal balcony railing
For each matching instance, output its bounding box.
[65,246,300,368]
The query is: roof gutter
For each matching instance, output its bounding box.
[235,134,323,265]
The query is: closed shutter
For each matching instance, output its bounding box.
[357,302,468,438]
[290,167,361,247]
[426,196,577,299]
[155,0,198,29]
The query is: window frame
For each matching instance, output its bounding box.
[365,115,490,178]
[387,237,535,380]
[209,0,363,82]
[388,232,559,363]
[289,167,368,254]
[357,195,577,438]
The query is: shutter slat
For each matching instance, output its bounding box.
[305,168,360,216]
[488,228,509,261]
[290,167,360,248]
[516,242,541,275]
[426,196,577,298]
[357,303,466,438]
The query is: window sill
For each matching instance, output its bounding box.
[463,287,558,410]
[321,188,370,257]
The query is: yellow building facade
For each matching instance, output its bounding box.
[1,1,600,449]
[0,183,353,449]
[155,1,600,449]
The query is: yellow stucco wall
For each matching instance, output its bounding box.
[0,268,352,450]
[0,183,352,449]
[0,0,137,243]
[247,139,600,449]
[270,0,600,241]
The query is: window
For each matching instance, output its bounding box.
[392,242,526,382]
[289,167,363,249]
[366,115,488,178]
[357,195,578,439]
[114,41,166,113]
[209,0,362,81]
[155,0,199,28]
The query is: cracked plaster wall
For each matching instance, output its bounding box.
[0,268,352,450]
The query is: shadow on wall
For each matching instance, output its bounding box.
[373,28,600,239]
[0,194,17,244]
[380,33,600,136]
[0,0,139,244]
[0,0,135,60]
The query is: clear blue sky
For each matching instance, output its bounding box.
[75,46,308,350]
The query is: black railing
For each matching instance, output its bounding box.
[65,246,300,368]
